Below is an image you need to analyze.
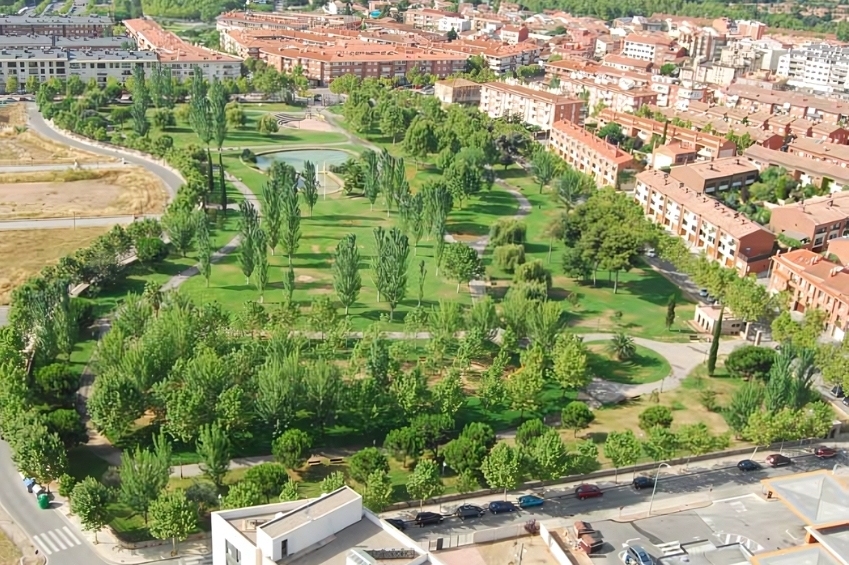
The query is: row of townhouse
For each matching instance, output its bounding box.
[724,83,849,124]
[478,81,582,130]
[215,10,360,32]
[634,167,776,275]
[122,18,241,81]
[767,192,849,252]
[743,144,849,193]
[0,48,156,91]
[548,120,635,188]
[0,15,112,38]
[595,109,738,161]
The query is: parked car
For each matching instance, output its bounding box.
[517,494,545,508]
[575,484,603,500]
[622,545,655,565]
[815,446,838,459]
[645,248,657,258]
[414,512,444,527]
[832,385,845,398]
[488,500,518,514]
[386,518,406,531]
[699,289,709,297]
[454,504,485,520]
[737,459,761,472]
[843,396,849,407]
[766,453,792,467]
[632,476,655,490]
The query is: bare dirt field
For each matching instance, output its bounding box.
[438,537,555,565]
[0,227,108,304]
[0,103,108,165]
[0,168,168,219]
[0,530,21,565]
[285,118,335,132]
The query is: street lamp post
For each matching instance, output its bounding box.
[647,462,672,517]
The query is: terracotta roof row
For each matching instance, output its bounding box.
[123,18,240,63]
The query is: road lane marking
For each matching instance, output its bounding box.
[62,526,82,545]
[55,528,75,548]
[48,529,67,550]
[32,535,53,555]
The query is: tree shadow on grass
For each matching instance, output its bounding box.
[588,350,666,385]
[623,272,686,307]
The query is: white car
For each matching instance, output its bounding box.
[622,545,654,565]
[645,248,657,258]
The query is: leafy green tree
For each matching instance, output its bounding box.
[551,332,590,395]
[505,347,545,418]
[4,75,19,95]
[373,227,410,320]
[253,228,269,301]
[383,426,424,468]
[638,405,673,431]
[403,116,437,168]
[262,178,284,254]
[272,429,312,469]
[642,427,678,462]
[406,459,444,509]
[725,346,775,381]
[609,332,636,361]
[130,65,150,137]
[442,436,486,475]
[349,447,389,484]
[195,423,230,489]
[279,481,300,502]
[561,401,594,437]
[707,308,723,376]
[665,295,677,330]
[304,360,342,434]
[362,470,393,512]
[515,418,548,446]
[195,212,212,286]
[481,443,522,499]
[148,489,197,556]
[526,300,562,350]
[678,423,729,463]
[380,104,408,144]
[119,442,171,523]
[301,160,319,217]
[455,469,480,497]
[222,481,263,509]
[332,234,362,315]
[320,471,346,493]
[70,477,112,543]
[257,114,279,134]
[531,147,559,193]
[237,201,258,285]
[163,207,195,257]
[530,429,570,483]
[441,243,483,292]
[281,183,301,265]
[603,430,641,482]
[725,380,765,438]
[431,369,466,418]
[244,463,290,503]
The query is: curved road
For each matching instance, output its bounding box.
[25,104,184,197]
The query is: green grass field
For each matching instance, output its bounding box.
[585,342,671,385]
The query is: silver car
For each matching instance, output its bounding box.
[622,545,654,565]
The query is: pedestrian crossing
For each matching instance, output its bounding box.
[655,541,683,556]
[716,533,765,553]
[32,527,82,555]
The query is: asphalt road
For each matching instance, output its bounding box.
[25,104,184,198]
[0,214,141,231]
[389,452,840,542]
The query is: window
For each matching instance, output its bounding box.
[225,540,240,565]
[280,540,288,556]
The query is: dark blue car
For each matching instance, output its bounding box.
[489,500,518,514]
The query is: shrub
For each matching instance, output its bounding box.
[135,237,168,265]
[34,363,78,402]
[515,419,547,446]
[272,429,312,469]
[511,280,549,302]
[241,148,257,163]
[493,244,526,273]
[725,346,775,381]
[257,114,279,134]
[638,405,673,431]
[58,473,77,498]
[489,218,526,247]
[348,447,389,484]
[513,259,552,289]
[45,408,88,449]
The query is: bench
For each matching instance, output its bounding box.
[307,457,322,467]
[329,457,344,465]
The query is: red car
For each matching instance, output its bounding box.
[575,484,603,500]
[816,447,838,459]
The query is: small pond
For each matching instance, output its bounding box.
[256,149,351,172]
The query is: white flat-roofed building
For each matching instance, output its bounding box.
[211,487,445,565]
[0,48,156,90]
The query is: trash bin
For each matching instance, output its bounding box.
[37,493,49,509]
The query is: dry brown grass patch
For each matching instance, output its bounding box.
[0,167,168,219]
[0,529,22,565]
[0,103,107,165]
[0,227,109,304]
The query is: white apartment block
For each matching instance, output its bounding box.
[622,33,674,62]
[776,44,849,94]
[479,81,582,130]
[0,48,156,90]
[211,487,445,565]
[437,15,470,32]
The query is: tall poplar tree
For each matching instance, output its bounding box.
[380,227,410,320]
[362,150,380,211]
[130,64,149,137]
[195,211,212,287]
[254,227,269,302]
[301,160,319,217]
[208,78,228,212]
[262,180,284,255]
[332,234,362,315]
[238,201,259,285]
[281,183,301,265]
[188,66,214,201]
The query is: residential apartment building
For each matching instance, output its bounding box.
[434,77,481,104]
[667,157,759,195]
[744,144,849,193]
[0,15,113,38]
[725,83,849,124]
[767,249,849,341]
[776,43,849,94]
[0,49,156,91]
[479,82,582,130]
[499,25,529,44]
[596,109,737,161]
[437,39,539,74]
[634,169,776,275]
[123,18,241,80]
[260,41,467,85]
[602,54,652,73]
[216,10,359,33]
[549,120,635,188]
[436,15,471,32]
[622,32,682,64]
[768,192,849,252]
[545,63,658,113]
[787,137,849,166]
[212,487,446,565]
[0,35,128,50]
[404,8,456,29]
